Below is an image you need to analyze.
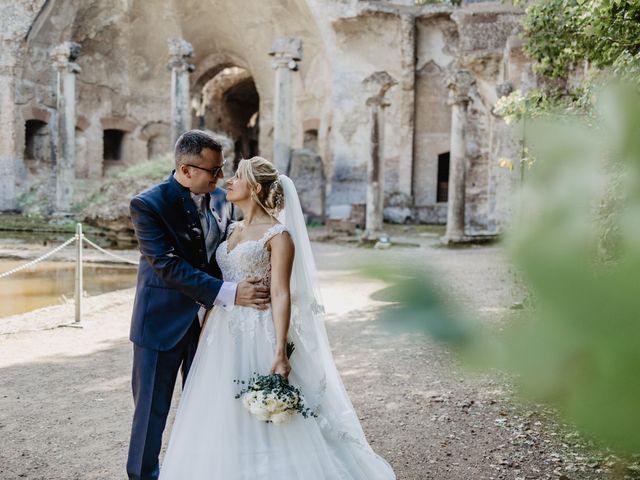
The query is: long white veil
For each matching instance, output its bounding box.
[278,175,396,476]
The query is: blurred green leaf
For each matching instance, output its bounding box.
[365,264,473,346]
[503,84,640,455]
[373,83,640,457]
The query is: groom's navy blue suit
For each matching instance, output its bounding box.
[126,172,233,480]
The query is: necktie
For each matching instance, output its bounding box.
[198,195,210,236]
[198,194,217,260]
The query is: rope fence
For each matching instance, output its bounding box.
[0,236,77,279]
[0,223,139,326]
[82,236,139,266]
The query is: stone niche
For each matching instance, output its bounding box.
[140,121,171,160]
[289,148,325,223]
[23,119,51,175]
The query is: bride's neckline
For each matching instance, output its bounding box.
[225,222,280,255]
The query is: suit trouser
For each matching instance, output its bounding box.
[126,318,200,480]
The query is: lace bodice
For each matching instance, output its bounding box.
[215,223,289,285]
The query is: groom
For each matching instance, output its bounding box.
[126,130,269,480]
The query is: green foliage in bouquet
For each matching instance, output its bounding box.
[234,373,317,424]
[233,341,316,423]
[286,340,295,359]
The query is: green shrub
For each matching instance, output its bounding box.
[110,153,174,182]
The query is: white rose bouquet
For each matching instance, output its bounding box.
[234,342,315,425]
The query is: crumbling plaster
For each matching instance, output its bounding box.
[1,0,530,234]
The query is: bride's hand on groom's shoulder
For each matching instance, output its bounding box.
[236,276,270,310]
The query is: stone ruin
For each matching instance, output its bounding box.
[0,0,534,237]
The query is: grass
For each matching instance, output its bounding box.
[110,153,174,182]
[74,153,174,217]
[0,214,77,233]
[0,213,104,236]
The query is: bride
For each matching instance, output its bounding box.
[159,156,396,479]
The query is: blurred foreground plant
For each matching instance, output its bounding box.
[502,84,640,455]
[368,264,473,347]
[375,84,640,457]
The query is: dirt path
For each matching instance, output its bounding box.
[0,240,614,479]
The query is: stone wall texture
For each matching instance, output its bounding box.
[0,0,534,234]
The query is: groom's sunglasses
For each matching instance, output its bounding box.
[186,161,226,177]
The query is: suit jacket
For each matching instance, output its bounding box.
[129,172,234,351]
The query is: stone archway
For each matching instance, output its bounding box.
[192,61,260,168]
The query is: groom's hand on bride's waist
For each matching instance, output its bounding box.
[235,276,270,310]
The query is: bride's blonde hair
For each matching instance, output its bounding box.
[236,156,285,214]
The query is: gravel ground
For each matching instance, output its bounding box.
[0,237,632,479]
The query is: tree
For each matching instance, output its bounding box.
[522,0,640,82]
[496,0,640,119]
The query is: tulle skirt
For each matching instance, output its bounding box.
[159,306,395,480]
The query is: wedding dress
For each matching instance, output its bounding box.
[159,176,395,480]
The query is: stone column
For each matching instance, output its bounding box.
[363,71,397,240]
[444,70,475,243]
[0,43,22,211]
[51,42,81,217]
[168,38,194,146]
[399,13,416,199]
[269,37,303,174]
[0,52,19,212]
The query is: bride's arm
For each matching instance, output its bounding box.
[268,231,295,378]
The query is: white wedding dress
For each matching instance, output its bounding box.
[159,178,395,480]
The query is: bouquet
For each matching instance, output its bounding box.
[234,342,315,425]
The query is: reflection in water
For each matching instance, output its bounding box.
[0,260,137,318]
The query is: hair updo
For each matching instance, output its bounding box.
[236,156,285,214]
